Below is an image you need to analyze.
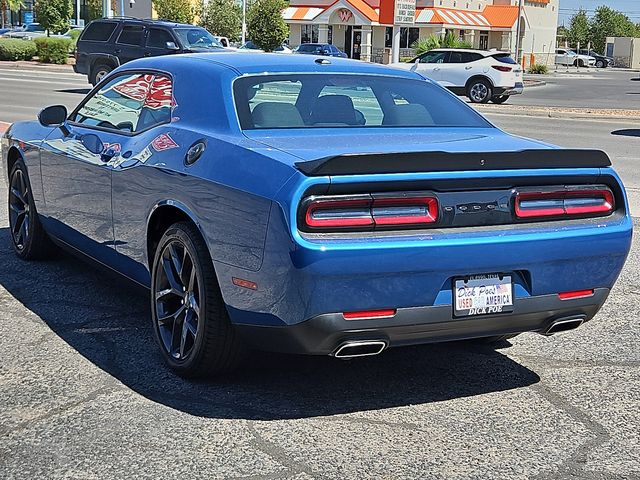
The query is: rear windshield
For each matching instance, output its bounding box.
[492,53,517,64]
[234,74,491,130]
[82,21,117,41]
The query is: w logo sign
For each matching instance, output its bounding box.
[339,9,352,22]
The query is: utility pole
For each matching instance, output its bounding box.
[242,0,247,44]
[514,0,523,63]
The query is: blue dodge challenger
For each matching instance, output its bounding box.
[1,53,632,377]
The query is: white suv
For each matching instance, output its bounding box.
[390,48,523,104]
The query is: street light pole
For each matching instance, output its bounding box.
[514,0,523,63]
[242,0,247,44]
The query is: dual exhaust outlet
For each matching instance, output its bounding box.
[332,315,586,358]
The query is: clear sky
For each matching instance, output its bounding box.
[559,0,640,26]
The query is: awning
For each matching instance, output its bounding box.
[415,8,491,28]
[282,6,325,21]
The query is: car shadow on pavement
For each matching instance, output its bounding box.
[611,129,640,137]
[55,88,92,95]
[0,227,540,420]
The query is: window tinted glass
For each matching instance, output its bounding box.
[297,44,322,53]
[492,53,517,64]
[174,28,222,49]
[235,74,490,130]
[72,73,154,132]
[82,21,117,41]
[420,51,447,63]
[117,25,144,46]
[147,28,174,48]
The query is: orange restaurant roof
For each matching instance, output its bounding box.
[482,5,519,29]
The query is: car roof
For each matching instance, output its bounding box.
[90,17,199,28]
[122,52,425,79]
[429,48,493,55]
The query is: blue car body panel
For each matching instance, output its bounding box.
[1,53,633,353]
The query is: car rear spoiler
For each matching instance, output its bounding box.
[294,149,611,176]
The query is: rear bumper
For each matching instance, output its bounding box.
[497,82,524,96]
[235,289,609,355]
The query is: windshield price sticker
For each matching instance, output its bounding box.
[454,274,514,317]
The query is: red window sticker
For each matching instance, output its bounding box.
[112,74,154,102]
[151,133,178,151]
[145,75,176,110]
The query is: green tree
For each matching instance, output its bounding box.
[199,0,241,42]
[34,0,73,35]
[589,5,637,53]
[1,0,25,29]
[247,0,288,51]
[567,8,589,47]
[153,0,195,24]
[411,33,471,55]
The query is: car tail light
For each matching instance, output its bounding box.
[559,289,594,300]
[515,186,615,219]
[492,65,513,72]
[343,309,397,320]
[301,193,439,232]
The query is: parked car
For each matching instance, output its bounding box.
[555,48,596,67]
[293,43,347,58]
[390,48,523,104]
[1,53,632,377]
[212,36,229,48]
[2,23,45,39]
[74,18,225,85]
[238,40,292,53]
[575,49,613,68]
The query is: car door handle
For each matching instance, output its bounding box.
[465,66,472,70]
[433,67,440,71]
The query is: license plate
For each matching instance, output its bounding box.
[454,274,514,317]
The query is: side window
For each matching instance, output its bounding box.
[147,28,174,49]
[462,52,483,63]
[421,52,448,63]
[117,25,144,46]
[72,73,153,133]
[137,75,174,131]
[82,21,117,41]
[448,52,464,63]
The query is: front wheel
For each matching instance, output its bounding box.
[596,60,605,68]
[8,159,55,260]
[491,95,510,104]
[467,79,493,103]
[150,221,245,377]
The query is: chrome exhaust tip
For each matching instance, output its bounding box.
[333,340,387,359]
[542,315,586,336]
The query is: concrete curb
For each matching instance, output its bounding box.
[475,106,640,122]
[0,60,75,73]
[523,79,546,88]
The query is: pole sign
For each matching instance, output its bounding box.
[394,0,415,25]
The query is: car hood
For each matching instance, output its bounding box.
[244,128,555,163]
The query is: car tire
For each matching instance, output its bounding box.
[8,159,56,260]
[490,95,510,104]
[467,79,493,104]
[596,60,605,68]
[90,63,113,86]
[150,221,245,378]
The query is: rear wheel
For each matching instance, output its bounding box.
[596,59,605,68]
[90,63,113,86]
[467,79,493,104]
[150,221,245,377]
[8,159,55,260]
[491,95,510,104]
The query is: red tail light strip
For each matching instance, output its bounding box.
[303,194,439,231]
[343,309,397,320]
[515,187,614,219]
[492,65,513,72]
[558,289,595,300]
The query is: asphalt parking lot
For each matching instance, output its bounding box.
[1,65,640,479]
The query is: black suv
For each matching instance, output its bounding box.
[74,18,224,85]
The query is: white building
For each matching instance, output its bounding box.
[283,0,559,64]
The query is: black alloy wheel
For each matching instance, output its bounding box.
[151,222,245,377]
[8,159,54,260]
[467,79,493,104]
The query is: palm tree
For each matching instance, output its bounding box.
[1,0,25,29]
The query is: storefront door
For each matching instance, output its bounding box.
[352,28,362,60]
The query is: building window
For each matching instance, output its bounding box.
[385,26,392,48]
[400,27,419,48]
[301,24,318,44]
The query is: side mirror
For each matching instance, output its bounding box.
[322,49,330,55]
[80,133,104,155]
[414,58,420,64]
[165,41,179,51]
[38,105,67,127]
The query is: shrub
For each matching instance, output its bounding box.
[34,37,73,64]
[411,33,472,55]
[200,0,242,42]
[0,38,37,61]
[153,0,195,24]
[528,63,549,74]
